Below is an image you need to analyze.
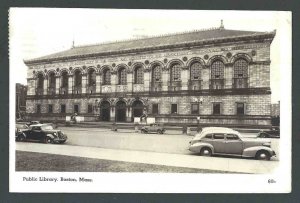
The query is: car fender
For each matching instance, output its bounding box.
[242,146,274,157]
[17,131,26,138]
[46,134,55,139]
[189,142,214,153]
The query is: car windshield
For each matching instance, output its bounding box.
[16,124,28,129]
[41,125,54,130]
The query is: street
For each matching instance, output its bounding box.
[15,126,280,173]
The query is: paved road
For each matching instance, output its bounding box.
[58,127,279,160]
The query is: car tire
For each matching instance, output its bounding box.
[256,151,271,161]
[200,147,212,156]
[17,134,25,142]
[45,137,54,144]
[157,130,163,134]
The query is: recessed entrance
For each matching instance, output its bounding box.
[115,100,127,122]
[100,101,110,121]
[132,100,144,121]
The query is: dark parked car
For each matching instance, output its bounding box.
[257,127,280,138]
[16,124,67,144]
[141,123,166,134]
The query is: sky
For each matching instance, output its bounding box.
[9,8,291,103]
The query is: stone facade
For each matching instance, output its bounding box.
[24,27,276,128]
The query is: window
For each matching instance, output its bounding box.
[152,104,159,114]
[171,63,181,81]
[49,72,56,88]
[237,103,245,115]
[88,69,96,86]
[61,71,68,87]
[88,104,93,113]
[37,74,44,88]
[103,69,111,85]
[204,134,213,139]
[36,104,41,114]
[211,60,224,79]
[226,134,240,140]
[60,104,66,113]
[234,59,248,78]
[74,70,82,86]
[171,104,177,114]
[152,65,162,82]
[48,104,53,113]
[191,104,199,114]
[134,66,144,84]
[190,62,202,80]
[118,67,127,85]
[213,103,221,115]
[74,104,79,113]
[214,134,224,139]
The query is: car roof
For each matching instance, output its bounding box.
[196,127,240,137]
[30,124,49,127]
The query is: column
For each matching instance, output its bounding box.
[82,74,87,94]
[55,76,60,94]
[144,71,150,92]
[162,68,169,91]
[110,106,115,122]
[181,67,189,90]
[43,78,48,95]
[28,79,35,95]
[126,106,132,122]
[202,67,210,89]
[127,72,133,92]
[111,73,117,92]
[225,64,233,89]
[96,74,101,93]
[68,75,73,94]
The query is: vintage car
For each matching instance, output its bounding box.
[189,127,276,160]
[257,127,280,138]
[140,123,166,134]
[16,123,67,144]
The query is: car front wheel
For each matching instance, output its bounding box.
[45,137,54,144]
[200,147,212,156]
[17,134,25,142]
[256,151,271,160]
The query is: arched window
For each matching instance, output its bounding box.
[171,63,181,81]
[61,71,68,87]
[103,68,111,85]
[74,70,82,86]
[49,72,56,88]
[134,66,144,84]
[190,62,202,80]
[88,69,96,86]
[211,60,224,79]
[37,73,44,89]
[118,67,127,85]
[233,59,248,88]
[210,60,225,89]
[152,65,162,82]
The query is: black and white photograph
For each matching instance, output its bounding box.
[9,8,291,193]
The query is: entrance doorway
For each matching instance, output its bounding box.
[115,100,127,122]
[100,101,110,121]
[132,100,144,121]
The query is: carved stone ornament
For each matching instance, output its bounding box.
[164,58,168,63]
[226,52,232,58]
[112,63,116,67]
[83,66,86,70]
[182,56,188,62]
[128,62,132,66]
[97,64,101,69]
[44,69,47,73]
[204,55,209,60]
[251,50,256,56]
[56,68,60,72]
[69,67,73,71]
[33,70,36,74]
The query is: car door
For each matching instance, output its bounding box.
[211,133,226,154]
[149,124,156,133]
[31,126,43,141]
[224,134,243,155]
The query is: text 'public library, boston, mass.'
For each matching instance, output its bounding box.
[24,23,276,128]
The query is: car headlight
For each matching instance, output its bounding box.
[53,132,57,136]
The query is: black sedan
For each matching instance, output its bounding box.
[257,127,280,138]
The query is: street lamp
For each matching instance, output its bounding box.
[195,97,203,132]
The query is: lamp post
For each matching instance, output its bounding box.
[94,99,100,120]
[196,97,203,133]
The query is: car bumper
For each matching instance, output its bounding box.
[53,136,68,143]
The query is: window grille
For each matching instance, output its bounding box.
[211,60,224,79]
[190,62,202,80]
[171,64,181,81]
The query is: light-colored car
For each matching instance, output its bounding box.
[189,127,276,160]
[140,123,166,134]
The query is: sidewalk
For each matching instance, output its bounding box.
[16,143,278,174]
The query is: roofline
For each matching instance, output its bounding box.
[24,30,276,65]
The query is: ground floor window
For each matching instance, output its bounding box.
[74,104,79,113]
[152,104,158,114]
[236,103,245,115]
[171,104,177,114]
[88,104,93,113]
[212,103,221,115]
[48,104,53,113]
[36,104,41,114]
[60,104,66,113]
[191,103,199,114]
